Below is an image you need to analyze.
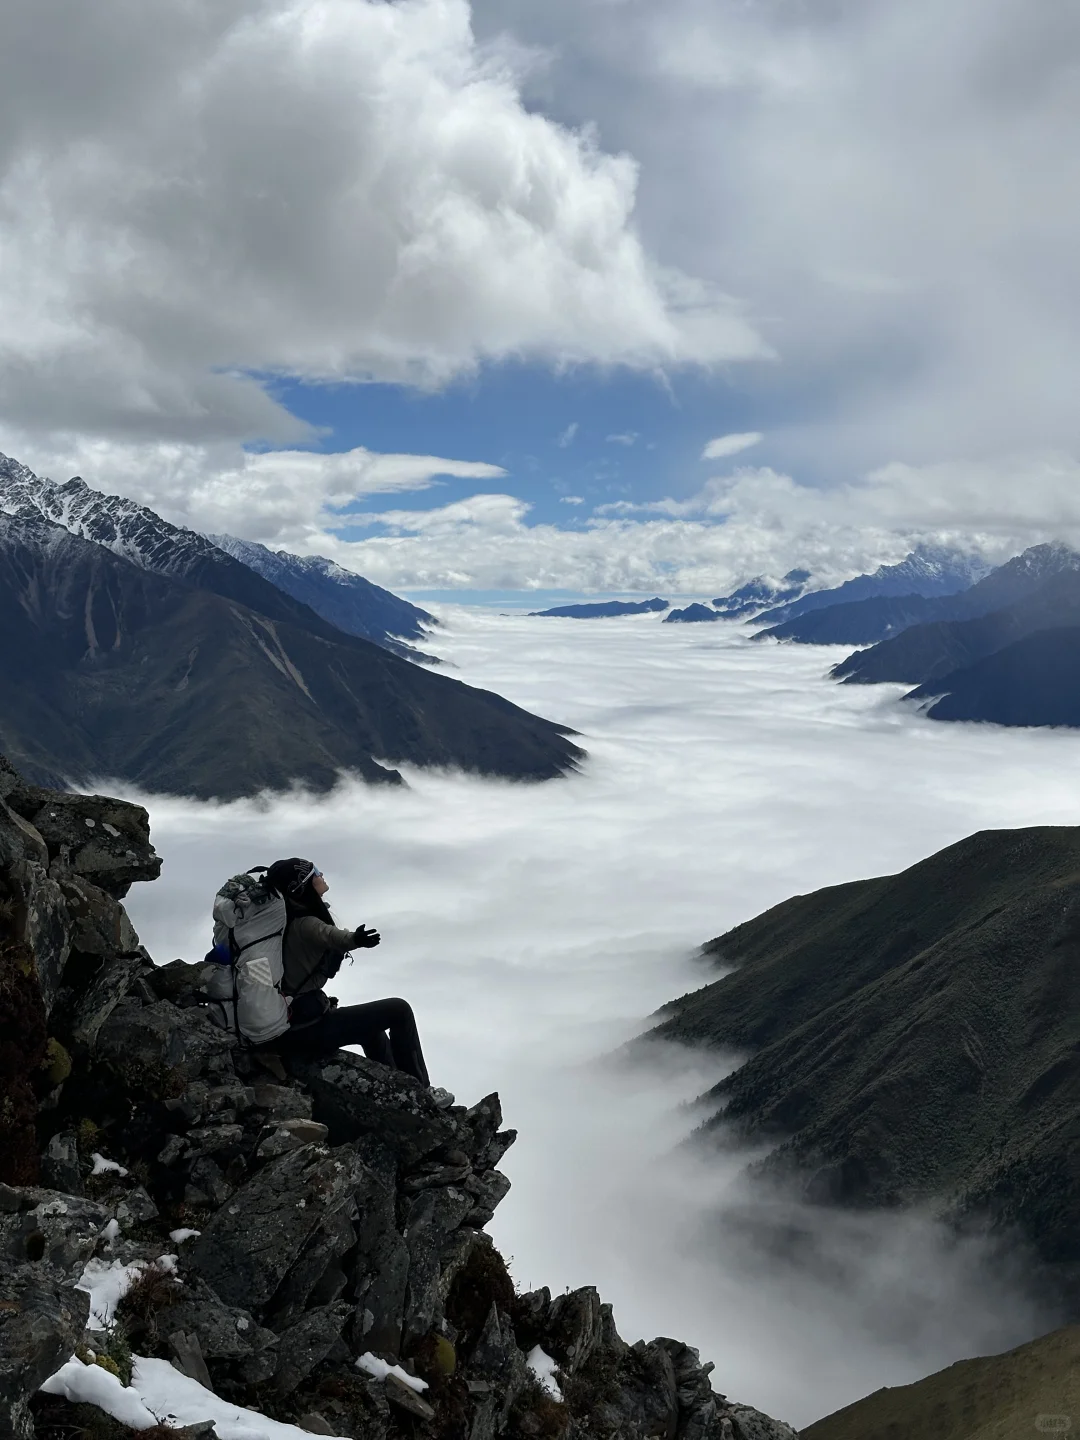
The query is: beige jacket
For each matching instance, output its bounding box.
[282,914,355,996]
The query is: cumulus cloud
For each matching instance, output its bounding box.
[472,0,1080,470]
[0,431,506,547]
[701,432,762,461]
[122,613,1069,1425]
[0,0,767,448]
[257,452,1080,592]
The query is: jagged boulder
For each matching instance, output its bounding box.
[0,1264,89,1440]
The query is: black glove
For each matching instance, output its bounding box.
[352,925,381,949]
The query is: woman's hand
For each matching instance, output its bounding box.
[352,925,381,949]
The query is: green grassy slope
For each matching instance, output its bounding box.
[803,1325,1080,1440]
[651,828,1080,1280]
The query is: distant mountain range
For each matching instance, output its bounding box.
[0,455,583,797]
[663,603,723,624]
[754,546,988,628]
[651,825,1080,1308]
[712,568,812,618]
[210,533,434,659]
[832,545,1080,682]
[531,597,669,618]
[736,536,1080,731]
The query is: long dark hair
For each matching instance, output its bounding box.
[266,857,335,926]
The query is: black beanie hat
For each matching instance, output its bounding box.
[266,857,316,897]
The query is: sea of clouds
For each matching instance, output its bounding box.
[123,610,1079,1427]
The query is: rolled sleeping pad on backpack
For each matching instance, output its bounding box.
[211,872,290,1045]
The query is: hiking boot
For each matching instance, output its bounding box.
[429,1086,455,1109]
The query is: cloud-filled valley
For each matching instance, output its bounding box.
[122,610,1075,1426]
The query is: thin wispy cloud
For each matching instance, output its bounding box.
[556,423,580,448]
[606,431,639,446]
[701,432,763,460]
[124,613,1067,1428]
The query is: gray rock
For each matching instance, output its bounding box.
[0,1262,90,1440]
[188,1142,368,1316]
[297,1413,338,1436]
[477,1128,517,1171]
[157,1134,190,1167]
[257,1119,330,1158]
[55,872,141,962]
[71,953,146,1053]
[115,1186,159,1226]
[187,1155,233,1208]
[40,1132,81,1195]
[250,1082,313,1121]
[384,1371,436,1422]
[267,1204,356,1332]
[2,849,69,1016]
[723,1405,799,1440]
[273,1302,352,1393]
[401,1161,472,1194]
[287,1051,458,1167]
[460,1094,504,1161]
[187,1124,245,1156]
[401,1185,474,1347]
[8,786,160,897]
[96,996,235,1079]
[1,1192,111,1280]
[163,1278,278,1383]
[545,1286,604,1374]
[168,1329,214,1389]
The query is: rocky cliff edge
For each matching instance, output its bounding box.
[0,754,796,1440]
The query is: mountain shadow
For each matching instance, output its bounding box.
[754,593,943,646]
[908,626,1080,727]
[651,827,1080,1309]
[0,513,583,798]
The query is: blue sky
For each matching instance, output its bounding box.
[274,363,783,533]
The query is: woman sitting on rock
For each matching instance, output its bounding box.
[264,856,451,1104]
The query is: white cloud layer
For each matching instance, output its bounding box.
[122,612,1073,1426]
[0,0,766,447]
[9,430,1080,592]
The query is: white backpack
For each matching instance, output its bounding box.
[205,870,290,1045]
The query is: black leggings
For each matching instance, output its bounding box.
[275,997,430,1085]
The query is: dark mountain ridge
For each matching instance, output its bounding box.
[531,597,669,618]
[0,512,583,798]
[0,454,418,661]
[651,826,1080,1306]
[210,531,434,658]
[664,603,722,624]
